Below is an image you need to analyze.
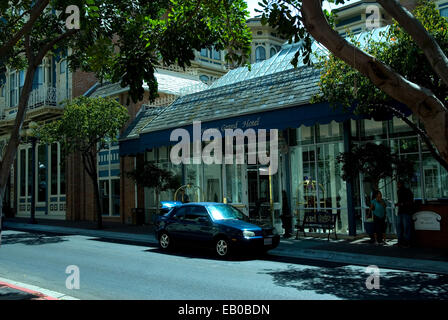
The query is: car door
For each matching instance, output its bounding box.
[166,206,190,241]
[184,206,215,246]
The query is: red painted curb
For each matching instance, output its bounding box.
[0,281,59,300]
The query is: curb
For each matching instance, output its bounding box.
[0,277,79,300]
[4,221,448,275]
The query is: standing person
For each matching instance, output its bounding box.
[370,191,387,245]
[395,180,414,248]
[281,191,292,238]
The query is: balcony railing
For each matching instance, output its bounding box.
[0,85,70,121]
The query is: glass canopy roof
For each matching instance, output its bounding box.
[209,26,389,90]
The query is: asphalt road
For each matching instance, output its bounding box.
[1,230,447,300]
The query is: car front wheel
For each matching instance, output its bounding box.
[159,231,173,250]
[215,238,231,258]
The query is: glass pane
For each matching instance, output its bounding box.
[360,119,387,140]
[391,116,414,136]
[37,144,47,202]
[100,180,110,215]
[51,143,58,195]
[146,149,156,162]
[111,179,120,216]
[316,121,343,143]
[422,153,448,199]
[185,163,203,202]
[225,164,242,203]
[204,164,222,202]
[27,147,32,196]
[60,156,66,195]
[297,125,314,145]
[20,149,26,197]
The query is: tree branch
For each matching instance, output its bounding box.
[0,0,50,58]
[373,103,448,172]
[377,0,448,88]
[300,0,448,163]
[35,28,79,65]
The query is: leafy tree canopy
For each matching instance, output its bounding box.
[311,0,448,116]
[337,142,415,188]
[127,162,181,192]
[37,96,130,158]
[1,0,252,103]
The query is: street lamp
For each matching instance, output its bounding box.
[20,121,39,224]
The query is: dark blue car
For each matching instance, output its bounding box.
[154,202,280,258]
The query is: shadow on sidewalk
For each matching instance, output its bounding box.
[262,265,448,300]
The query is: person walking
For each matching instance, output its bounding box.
[370,190,387,245]
[395,180,414,248]
[281,191,292,238]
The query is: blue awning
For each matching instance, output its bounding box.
[120,102,377,156]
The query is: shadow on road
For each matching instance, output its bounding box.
[1,231,68,246]
[144,246,260,262]
[262,265,448,300]
[0,291,38,300]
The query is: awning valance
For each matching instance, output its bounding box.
[120,102,373,156]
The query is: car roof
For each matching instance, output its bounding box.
[180,202,226,206]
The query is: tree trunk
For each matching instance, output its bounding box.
[300,0,448,166]
[92,176,103,230]
[82,153,102,229]
[0,185,5,246]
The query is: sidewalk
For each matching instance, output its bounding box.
[3,217,448,275]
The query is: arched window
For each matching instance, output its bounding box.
[270,47,277,58]
[255,46,266,62]
[200,75,209,84]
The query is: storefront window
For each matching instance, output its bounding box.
[422,153,448,199]
[37,144,47,202]
[111,179,120,215]
[27,146,32,195]
[225,164,243,203]
[51,143,58,195]
[20,149,26,197]
[100,180,110,214]
[316,122,343,143]
[184,163,203,202]
[360,119,388,141]
[290,122,348,234]
[204,164,222,202]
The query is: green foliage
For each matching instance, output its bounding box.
[312,0,448,113]
[127,162,181,192]
[37,96,129,158]
[337,142,415,187]
[1,0,252,103]
[256,0,346,67]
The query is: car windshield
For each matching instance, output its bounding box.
[207,204,245,220]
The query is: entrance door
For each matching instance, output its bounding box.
[247,164,279,226]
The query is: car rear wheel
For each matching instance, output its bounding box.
[159,231,173,250]
[215,238,231,258]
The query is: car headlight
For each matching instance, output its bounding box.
[242,230,256,238]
